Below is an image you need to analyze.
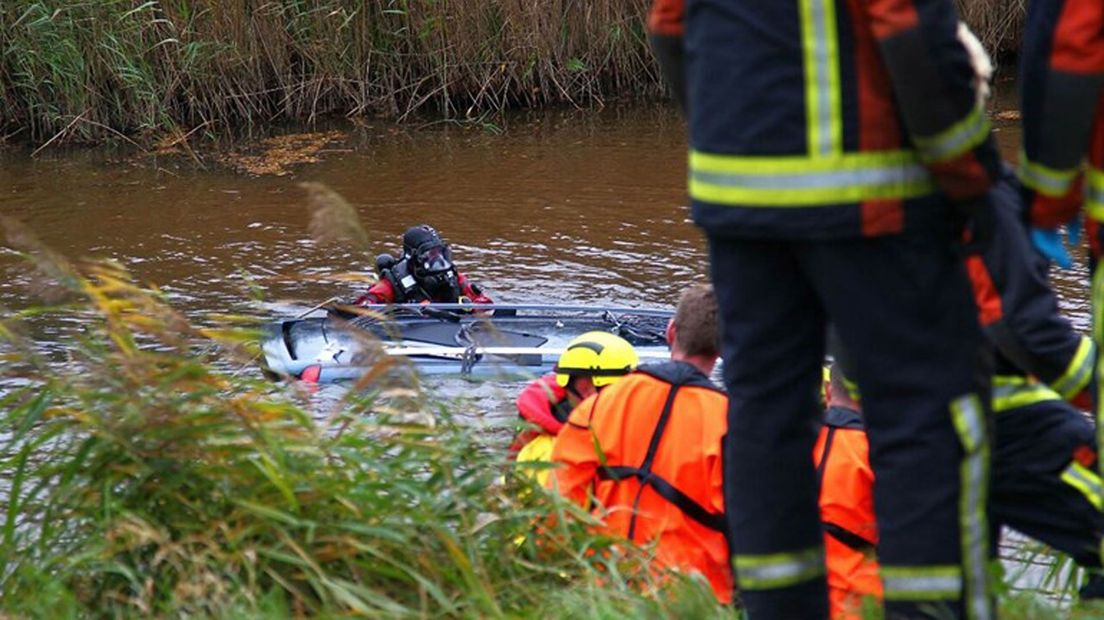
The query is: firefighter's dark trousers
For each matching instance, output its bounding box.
[708,227,992,620]
[993,396,1103,569]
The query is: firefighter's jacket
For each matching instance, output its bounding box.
[648,0,1002,239]
[549,361,732,603]
[1019,0,1104,228]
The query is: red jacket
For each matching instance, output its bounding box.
[508,373,573,456]
[356,272,493,305]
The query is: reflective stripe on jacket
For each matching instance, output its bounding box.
[549,361,732,603]
[678,0,1000,238]
[814,406,882,620]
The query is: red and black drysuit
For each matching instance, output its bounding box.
[648,0,1002,617]
[355,262,492,305]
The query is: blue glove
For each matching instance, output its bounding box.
[1030,218,1081,270]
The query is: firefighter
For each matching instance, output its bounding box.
[355,225,493,306]
[647,0,1003,617]
[1018,0,1104,504]
[548,284,731,603]
[819,170,1104,619]
[509,331,638,486]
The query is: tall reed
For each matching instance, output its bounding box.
[955,0,1026,57]
[0,0,657,144]
[0,1,1025,145]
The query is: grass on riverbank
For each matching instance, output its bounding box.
[0,0,658,145]
[1,0,1023,147]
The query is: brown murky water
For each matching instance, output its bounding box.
[0,106,702,327]
[1,96,1089,332]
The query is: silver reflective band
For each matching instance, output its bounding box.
[734,547,825,589]
[963,449,990,619]
[952,395,985,453]
[691,165,930,191]
[1052,338,1094,398]
[1018,157,1077,197]
[810,0,834,157]
[1063,463,1104,511]
[883,574,962,596]
[916,106,989,162]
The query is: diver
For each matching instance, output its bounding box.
[355,225,494,306]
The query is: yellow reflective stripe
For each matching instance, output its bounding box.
[843,376,861,402]
[1018,151,1079,197]
[1061,461,1104,511]
[688,149,937,207]
[951,394,992,620]
[1051,336,1095,400]
[733,546,825,590]
[913,104,990,163]
[951,393,986,452]
[990,376,1061,413]
[881,565,962,601]
[1093,258,1104,489]
[1087,167,1104,222]
[799,0,842,157]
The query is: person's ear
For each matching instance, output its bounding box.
[666,319,676,349]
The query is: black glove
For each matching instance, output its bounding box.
[954,193,995,256]
[648,33,687,115]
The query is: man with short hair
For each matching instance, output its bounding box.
[549,284,732,603]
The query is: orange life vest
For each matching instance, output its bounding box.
[549,361,732,603]
[813,406,882,620]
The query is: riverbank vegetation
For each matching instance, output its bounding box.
[2,0,1022,147]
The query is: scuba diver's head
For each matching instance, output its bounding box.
[402,225,460,300]
[554,332,639,397]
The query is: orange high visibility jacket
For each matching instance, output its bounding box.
[813,406,882,620]
[549,361,732,603]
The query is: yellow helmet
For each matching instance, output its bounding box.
[554,331,639,388]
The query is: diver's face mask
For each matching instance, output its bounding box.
[412,245,460,299]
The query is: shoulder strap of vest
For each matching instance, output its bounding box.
[816,426,837,493]
[596,380,726,536]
